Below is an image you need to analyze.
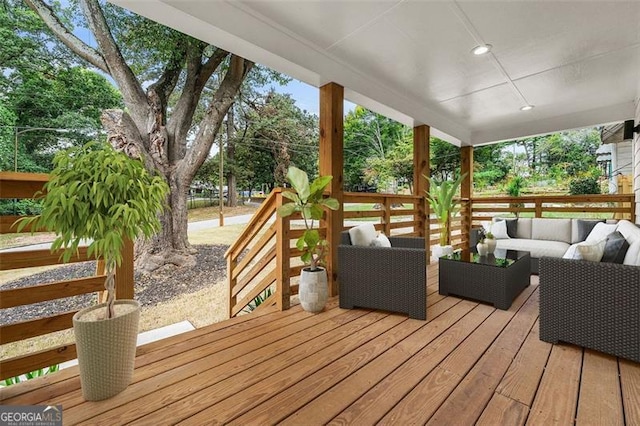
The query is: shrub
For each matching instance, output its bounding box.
[569,176,601,195]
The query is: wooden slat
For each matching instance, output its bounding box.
[233,250,276,296]
[476,393,529,426]
[0,171,48,199]
[0,311,78,345]
[0,215,44,234]
[276,194,291,311]
[0,275,106,308]
[289,228,326,240]
[225,189,278,258]
[343,210,383,219]
[389,220,419,230]
[231,271,277,317]
[0,247,93,270]
[231,224,276,281]
[0,343,76,381]
[495,318,552,406]
[527,344,583,425]
[576,350,624,425]
[619,359,640,425]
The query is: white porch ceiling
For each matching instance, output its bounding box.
[110,0,640,146]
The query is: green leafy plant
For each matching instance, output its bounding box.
[17,142,169,319]
[424,173,466,246]
[243,287,274,313]
[1,365,59,387]
[276,166,340,271]
[569,176,601,195]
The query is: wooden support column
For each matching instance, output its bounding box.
[413,125,430,239]
[460,146,473,248]
[319,82,344,297]
[114,238,134,300]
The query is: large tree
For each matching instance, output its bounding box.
[25,0,256,271]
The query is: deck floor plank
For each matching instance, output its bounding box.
[495,318,552,406]
[426,284,540,425]
[3,265,640,426]
[281,299,478,425]
[526,344,583,425]
[619,359,640,425]
[576,350,624,426]
[328,301,492,426]
[476,392,529,426]
[68,307,374,425]
[381,284,537,425]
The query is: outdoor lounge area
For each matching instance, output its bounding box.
[3,264,639,425]
[2,1,640,424]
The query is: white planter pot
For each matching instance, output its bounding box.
[73,300,140,401]
[485,237,497,254]
[477,242,489,256]
[432,244,454,260]
[299,268,328,313]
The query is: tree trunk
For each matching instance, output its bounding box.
[226,108,237,207]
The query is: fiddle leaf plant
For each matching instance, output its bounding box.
[17,142,169,319]
[424,173,467,246]
[277,166,339,271]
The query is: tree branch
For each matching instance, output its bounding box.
[79,0,149,127]
[178,55,254,186]
[167,47,229,156]
[24,0,108,73]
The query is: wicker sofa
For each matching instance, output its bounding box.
[539,257,640,362]
[338,231,427,320]
[538,219,640,362]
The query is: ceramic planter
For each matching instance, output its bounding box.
[299,268,328,312]
[73,300,140,401]
[485,237,497,254]
[477,242,489,256]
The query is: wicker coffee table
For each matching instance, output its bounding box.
[438,248,530,310]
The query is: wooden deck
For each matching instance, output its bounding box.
[2,265,639,425]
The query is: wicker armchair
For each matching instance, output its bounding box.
[338,231,427,320]
[539,257,640,362]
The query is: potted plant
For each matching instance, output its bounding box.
[482,222,497,254]
[18,141,168,400]
[476,228,489,256]
[276,166,339,312]
[424,173,466,259]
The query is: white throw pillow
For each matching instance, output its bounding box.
[576,238,607,261]
[585,222,618,243]
[492,219,510,239]
[348,223,378,246]
[371,233,392,248]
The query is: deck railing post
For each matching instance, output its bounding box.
[460,146,473,248]
[114,238,134,300]
[275,192,291,311]
[383,197,392,236]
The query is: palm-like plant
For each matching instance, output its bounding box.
[277,167,339,271]
[424,173,467,246]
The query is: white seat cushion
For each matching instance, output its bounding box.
[531,218,572,244]
[348,223,378,246]
[496,238,570,259]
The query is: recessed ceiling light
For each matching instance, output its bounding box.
[520,105,534,111]
[472,44,492,55]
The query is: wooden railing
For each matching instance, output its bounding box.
[226,190,428,316]
[470,194,636,224]
[0,172,134,381]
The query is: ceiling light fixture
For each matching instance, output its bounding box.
[472,44,492,55]
[520,105,534,111]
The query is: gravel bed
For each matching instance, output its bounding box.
[1,244,228,326]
